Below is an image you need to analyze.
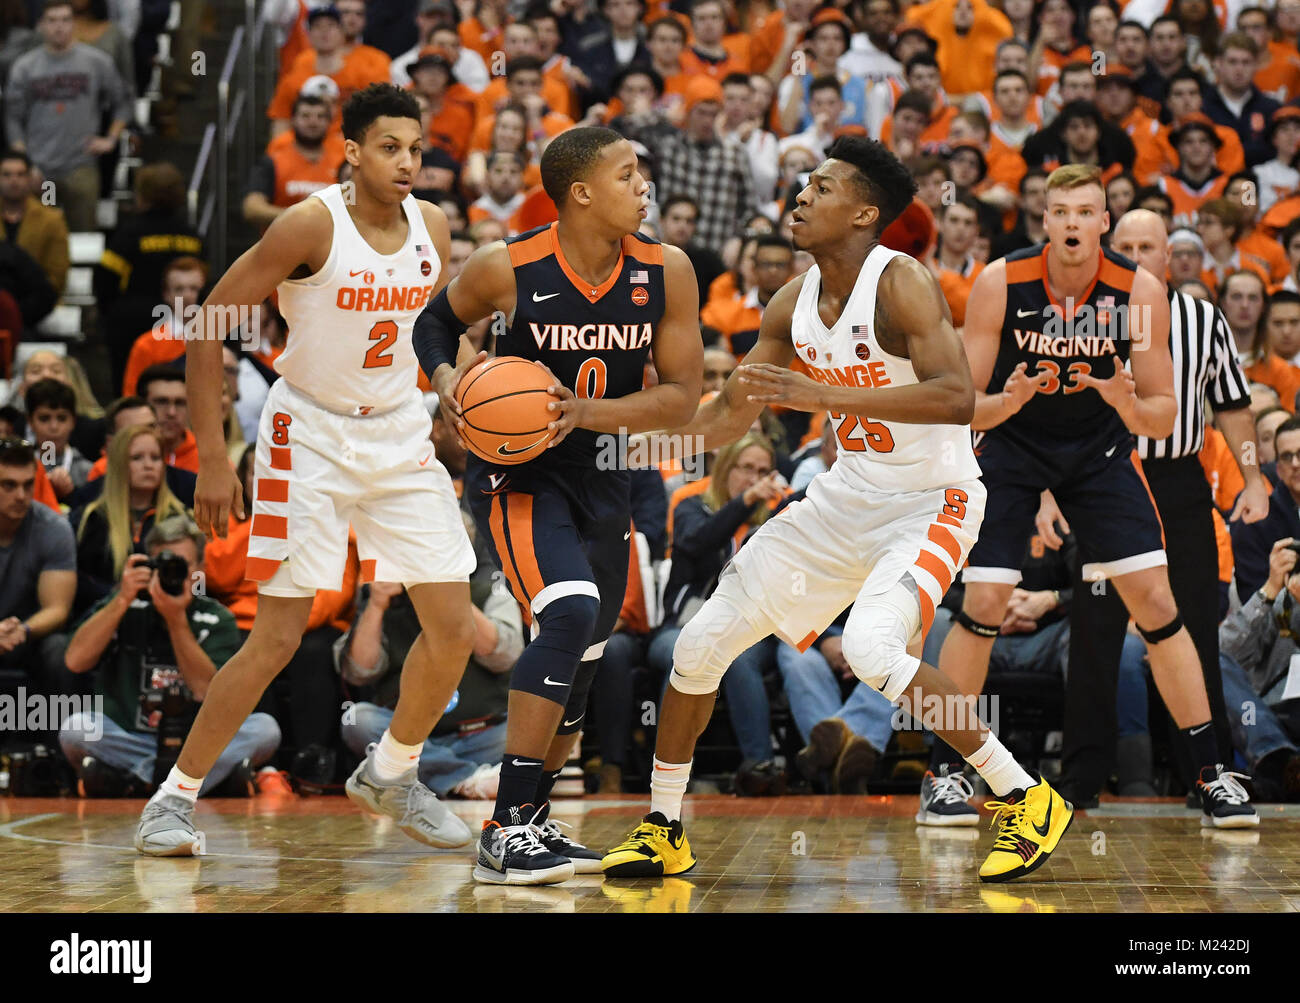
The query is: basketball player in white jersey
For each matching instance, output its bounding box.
[136,84,479,856]
[603,137,1074,884]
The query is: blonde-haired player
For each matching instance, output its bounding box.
[136,84,479,855]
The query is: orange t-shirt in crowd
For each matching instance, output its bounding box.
[749,10,790,76]
[459,16,506,63]
[1245,352,1300,412]
[1211,506,1234,584]
[469,110,573,153]
[1198,425,1245,512]
[1121,109,1165,185]
[678,36,751,80]
[618,521,651,636]
[266,138,345,208]
[1154,122,1245,180]
[279,1,309,76]
[700,290,764,356]
[425,96,477,163]
[1238,230,1290,283]
[936,259,984,327]
[268,47,391,125]
[34,462,58,511]
[167,429,200,474]
[1199,253,1270,296]
[122,324,185,396]
[880,101,960,149]
[475,75,573,127]
[1159,173,1229,230]
[904,0,1011,97]
[986,133,1028,191]
[205,516,360,632]
[1036,44,1091,96]
[1256,40,1300,102]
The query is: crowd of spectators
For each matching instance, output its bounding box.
[4,0,1300,803]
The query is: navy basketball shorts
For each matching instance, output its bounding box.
[965,432,1167,585]
[465,459,630,657]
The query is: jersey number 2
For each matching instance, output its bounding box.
[830,412,895,454]
[363,320,397,369]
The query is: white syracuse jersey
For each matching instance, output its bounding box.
[275,183,439,415]
[789,243,982,493]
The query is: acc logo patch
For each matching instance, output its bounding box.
[420,259,432,276]
[631,286,649,306]
[855,342,871,361]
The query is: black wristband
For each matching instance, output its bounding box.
[413,287,468,381]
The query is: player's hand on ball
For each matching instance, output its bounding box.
[535,360,587,448]
[1002,361,1052,413]
[194,461,244,540]
[1072,356,1137,418]
[439,350,489,446]
[738,363,824,411]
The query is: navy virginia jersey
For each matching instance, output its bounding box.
[988,242,1139,453]
[493,221,665,469]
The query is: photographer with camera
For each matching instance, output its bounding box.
[1217,536,1300,801]
[58,514,280,796]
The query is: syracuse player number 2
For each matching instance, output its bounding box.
[363,320,397,369]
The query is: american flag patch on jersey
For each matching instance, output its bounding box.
[1097,295,1114,309]
[851,324,870,339]
[629,269,649,283]
[415,244,430,258]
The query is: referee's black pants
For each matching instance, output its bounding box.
[1061,455,1230,797]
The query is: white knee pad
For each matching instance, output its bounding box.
[842,579,923,703]
[669,592,767,696]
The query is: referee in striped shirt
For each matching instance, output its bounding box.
[1038,210,1270,807]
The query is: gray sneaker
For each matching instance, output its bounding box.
[135,794,203,857]
[346,749,473,848]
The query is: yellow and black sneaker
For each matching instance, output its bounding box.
[978,775,1073,883]
[602,812,696,877]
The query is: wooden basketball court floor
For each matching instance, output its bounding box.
[2,795,1298,913]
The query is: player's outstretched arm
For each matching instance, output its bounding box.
[413,240,516,428]
[1076,266,1176,439]
[186,199,333,539]
[654,272,802,456]
[741,257,973,425]
[540,245,704,445]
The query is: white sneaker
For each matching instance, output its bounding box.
[452,762,501,800]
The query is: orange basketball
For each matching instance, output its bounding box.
[455,357,558,465]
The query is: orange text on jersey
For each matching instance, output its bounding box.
[804,360,893,389]
[335,284,436,311]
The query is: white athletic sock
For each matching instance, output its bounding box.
[649,757,692,822]
[371,729,422,783]
[964,734,1034,798]
[158,766,204,804]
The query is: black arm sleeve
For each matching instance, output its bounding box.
[246,156,276,200]
[412,286,469,382]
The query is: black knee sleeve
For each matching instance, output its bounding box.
[556,643,604,734]
[510,594,601,705]
[956,609,1000,638]
[1136,612,1183,644]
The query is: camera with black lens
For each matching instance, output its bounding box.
[139,666,198,788]
[141,550,190,598]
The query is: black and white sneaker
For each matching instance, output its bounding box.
[1197,765,1259,829]
[916,764,979,826]
[473,806,576,885]
[531,801,603,873]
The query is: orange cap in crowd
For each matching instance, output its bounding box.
[683,76,724,114]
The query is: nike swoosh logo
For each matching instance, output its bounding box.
[1033,796,1053,838]
[543,676,565,686]
[489,473,506,489]
[177,784,198,791]
[1016,308,1037,318]
[497,436,548,456]
[532,291,560,302]
[563,716,583,727]
[1188,723,1210,736]
[418,452,432,467]
[794,341,809,350]
[623,531,630,540]
[348,268,369,277]
[1105,445,1117,458]
[511,759,539,767]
